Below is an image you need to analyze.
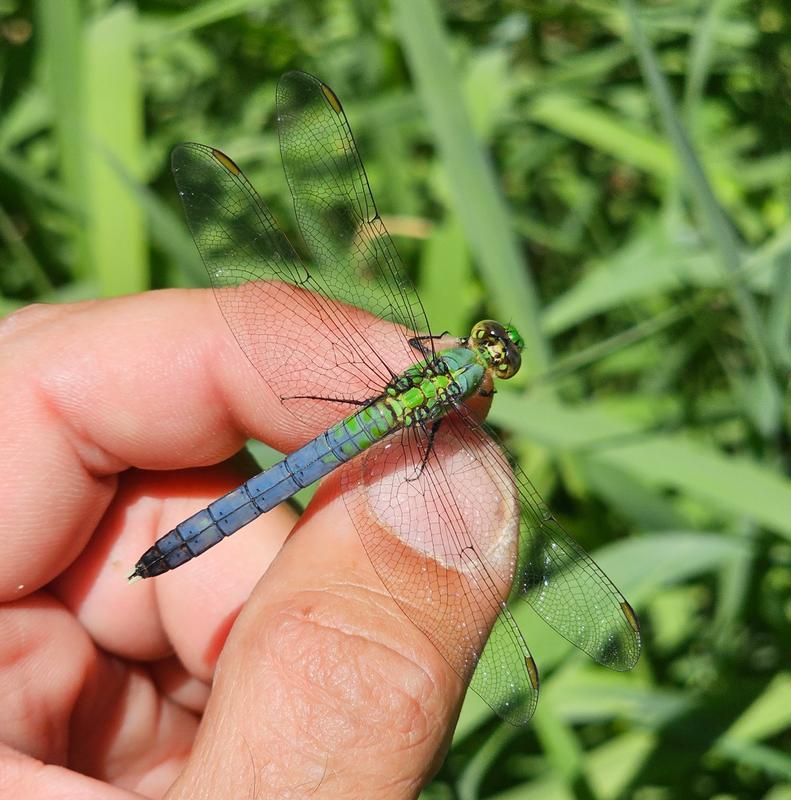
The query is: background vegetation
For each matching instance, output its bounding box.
[2,0,790,797]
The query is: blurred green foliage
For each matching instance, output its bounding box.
[2,0,791,797]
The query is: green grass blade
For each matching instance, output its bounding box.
[418,217,477,335]
[84,3,147,295]
[528,92,674,180]
[455,725,521,800]
[0,203,52,294]
[139,0,279,44]
[34,0,87,276]
[621,0,775,391]
[712,741,791,781]
[531,710,594,800]
[0,87,50,151]
[768,250,791,369]
[393,0,550,376]
[492,393,791,538]
[683,0,733,115]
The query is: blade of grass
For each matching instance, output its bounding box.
[456,724,522,800]
[533,709,598,800]
[491,393,791,538]
[683,0,733,115]
[536,304,686,388]
[419,217,477,335]
[0,87,50,150]
[720,673,791,744]
[584,731,657,800]
[543,218,780,338]
[84,2,147,295]
[139,0,279,44]
[97,144,205,287]
[0,203,52,294]
[768,250,791,369]
[528,92,674,180]
[621,0,776,401]
[711,529,753,642]
[0,151,75,211]
[545,673,691,727]
[712,741,791,781]
[485,731,657,800]
[578,460,688,531]
[393,0,550,376]
[34,0,87,277]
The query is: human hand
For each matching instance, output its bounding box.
[0,289,469,799]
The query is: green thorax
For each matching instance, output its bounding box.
[325,318,528,462]
[324,347,485,461]
[386,346,485,426]
[346,347,483,451]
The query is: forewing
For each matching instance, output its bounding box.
[450,408,642,671]
[172,142,401,433]
[276,71,434,358]
[341,419,539,725]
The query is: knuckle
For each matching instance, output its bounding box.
[255,589,443,751]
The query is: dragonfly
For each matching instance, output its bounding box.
[129,71,640,725]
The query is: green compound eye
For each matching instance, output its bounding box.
[496,355,520,379]
[469,320,523,379]
[504,323,525,352]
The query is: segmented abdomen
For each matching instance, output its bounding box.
[133,400,396,577]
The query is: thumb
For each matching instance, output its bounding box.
[166,471,466,799]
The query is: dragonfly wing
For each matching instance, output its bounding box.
[172,142,402,432]
[471,604,539,725]
[276,71,435,358]
[341,419,539,725]
[451,408,642,671]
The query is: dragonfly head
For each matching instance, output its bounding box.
[469,320,524,380]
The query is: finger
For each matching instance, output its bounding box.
[52,462,298,673]
[0,594,198,797]
[167,472,474,800]
[0,287,407,596]
[0,743,137,800]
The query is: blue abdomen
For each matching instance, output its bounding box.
[134,401,395,577]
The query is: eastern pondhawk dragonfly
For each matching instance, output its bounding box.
[129,71,640,725]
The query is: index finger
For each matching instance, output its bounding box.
[0,287,406,596]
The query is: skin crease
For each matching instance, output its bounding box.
[0,288,506,799]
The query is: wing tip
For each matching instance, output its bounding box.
[277,70,344,115]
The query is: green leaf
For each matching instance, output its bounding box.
[84,3,148,296]
[419,217,476,335]
[544,671,692,727]
[527,92,674,180]
[139,0,280,44]
[35,0,87,274]
[393,0,550,376]
[493,394,791,538]
[721,673,791,743]
[621,0,776,400]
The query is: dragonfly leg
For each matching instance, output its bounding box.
[406,419,442,482]
[408,331,459,358]
[478,386,497,398]
[281,393,369,406]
